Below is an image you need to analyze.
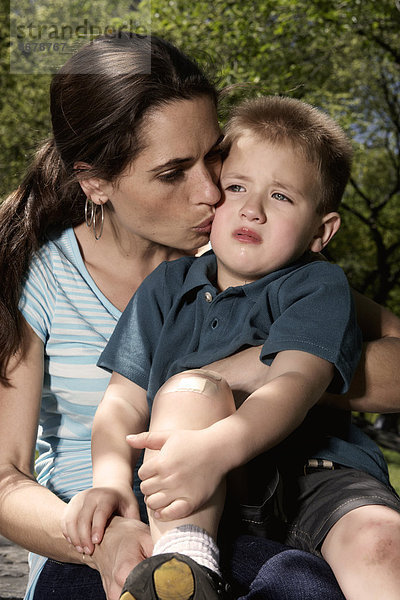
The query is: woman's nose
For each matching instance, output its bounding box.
[192,165,221,206]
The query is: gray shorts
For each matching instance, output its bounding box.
[235,464,400,557]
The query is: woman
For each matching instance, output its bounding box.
[0,33,399,600]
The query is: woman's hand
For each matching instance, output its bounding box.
[128,429,224,521]
[203,345,268,405]
[61,486,140,555]
[88,515,153,600]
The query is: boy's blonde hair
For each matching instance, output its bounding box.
[223,96,353,214]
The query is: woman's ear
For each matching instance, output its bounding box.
[309,212,341,253]
[74,162,109,205]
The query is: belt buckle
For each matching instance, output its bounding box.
[304,458,334,475]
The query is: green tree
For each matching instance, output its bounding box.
[143,0,400,311]
[0,0,147,196]
[1,0,400,312]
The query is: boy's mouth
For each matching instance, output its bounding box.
[232,227,262,243]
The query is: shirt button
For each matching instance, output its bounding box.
[204,292,213,303]
[211,318,219,329]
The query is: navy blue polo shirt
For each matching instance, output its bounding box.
[98,251,390,486]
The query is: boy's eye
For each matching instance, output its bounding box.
[226,184,246,192]
[272,192,292,203]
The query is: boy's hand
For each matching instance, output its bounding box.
[127,429,224,521]
[61,486,139,555]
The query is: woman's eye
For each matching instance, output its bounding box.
[205,147,224,162]
[226,184,246,192]
[272,192,292,203]
[158,170,184,183]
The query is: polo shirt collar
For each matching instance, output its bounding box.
[180,251,312,301]
[180,251,218,296]
[241,255,313,301]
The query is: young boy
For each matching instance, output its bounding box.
[62,96,400,600]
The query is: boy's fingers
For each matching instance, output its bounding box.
[91,507,109,545]
[138,457,161,481]
[143,490,169,512]
[126,431,170,451]
[154,499,193,522]
[139,473,162,496]
[62,510,84,550]
[76,512,95,554]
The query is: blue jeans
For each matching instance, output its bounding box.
[227,535,345,599]
[33,536,345,599]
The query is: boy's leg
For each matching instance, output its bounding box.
[145,369,236,547]
[321,504,400,600]
[121,370,236,600]
[281,466,400,600]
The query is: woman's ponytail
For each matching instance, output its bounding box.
[0,139,83,385]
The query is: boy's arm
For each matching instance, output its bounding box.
[211,351,333,470]
[134,350,334,520]
[204,293,400,413]
[61,372,149,554]
[199,350,334,477]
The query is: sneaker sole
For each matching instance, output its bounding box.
[120,557,195,600]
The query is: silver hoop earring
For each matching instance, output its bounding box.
[85,197,94,228]
[92,202,104,240]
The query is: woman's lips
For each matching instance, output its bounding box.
[232,228,262,243]
[194,216,214,233]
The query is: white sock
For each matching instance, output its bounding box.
[152,525,220,575]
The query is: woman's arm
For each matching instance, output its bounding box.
[0,320,81,562]
[0,322,153,600]
[206,293,400,413]
[62,373,149,554]
[322,291,400,412]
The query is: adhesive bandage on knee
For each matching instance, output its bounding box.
[160,370,222,399]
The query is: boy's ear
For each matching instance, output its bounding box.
[309,212,341,253]
[74,161,109,205]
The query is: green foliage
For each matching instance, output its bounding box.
[1,0,400,312]
[0,0,146,196]
[381,447,400,494]
[144,0,400,312]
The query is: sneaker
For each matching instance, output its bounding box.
[119,552,234,600]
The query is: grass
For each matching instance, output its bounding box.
[354,412,400,495]
[381,447,400,494]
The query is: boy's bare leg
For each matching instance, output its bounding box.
[144,369,236,544]
[321,504,400,599]
[120,372,236,598]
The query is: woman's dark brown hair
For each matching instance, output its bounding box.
[0,32,218,385]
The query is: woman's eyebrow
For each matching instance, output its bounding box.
[148,157,190,173]
[211,134,225,149]
[148,134,224,173]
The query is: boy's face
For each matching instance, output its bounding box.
[210,133,326,289]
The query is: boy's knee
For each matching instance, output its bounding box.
[358,507,400,563]
[158,369,232,401]
[327,505,400,566]
[152,370,235,422]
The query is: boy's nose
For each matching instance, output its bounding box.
[240,200,266,223]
